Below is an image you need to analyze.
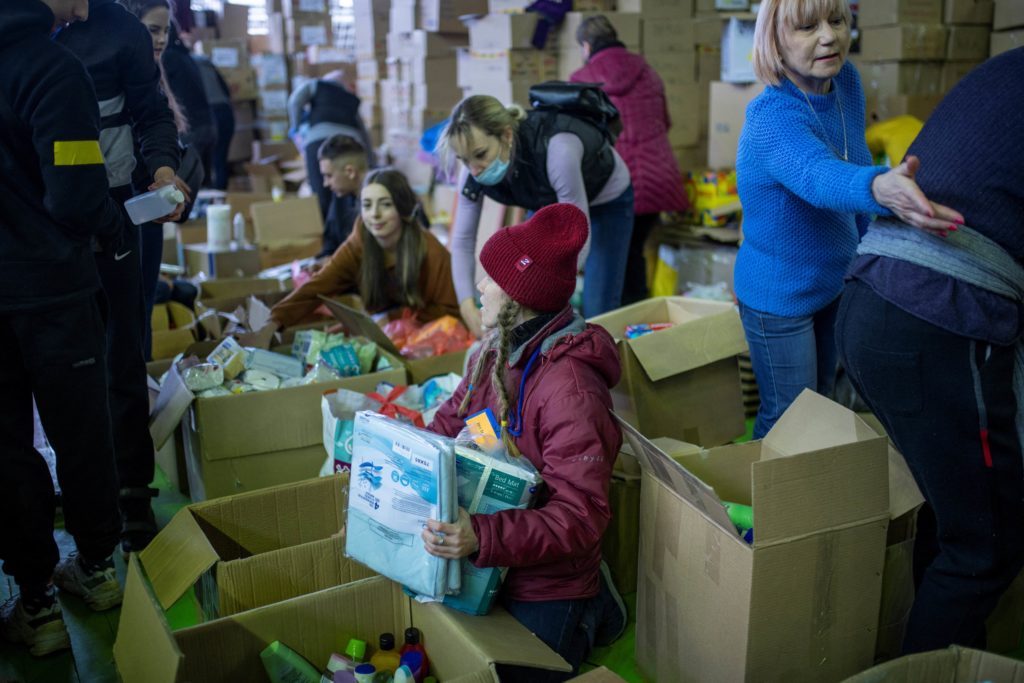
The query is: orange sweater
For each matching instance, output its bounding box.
[271,226,460,329]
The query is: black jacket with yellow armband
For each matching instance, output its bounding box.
[0,0,127,312]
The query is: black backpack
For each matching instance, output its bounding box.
[528,81,623,144]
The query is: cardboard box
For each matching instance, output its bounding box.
[281,0,327,18]
[195,38,248,69]
[994,0,1024,29]
[468,12,558,51]
[944,0,994,22]
[184,243,262,279]
[458,48,559,88]
[665,82,703,147]
[218,2,249,40]
[864,93,943,124]
[559,12,642,48]
[858,0,942,27]
[568,667,631,683]
[860,25,948,61]
[720,16,755,82]
[625,390,891,683]
[318,297,468,384]
[944,25,991,60]
[863,61,945,98]
[707,80,765,169]
[588,297,748,446]
[116,571,570,682]
[991,28,1024,55]
[618,0,694,17]
[181,351,406,501]
[641,16,697,54]
[420,0,487,33]
[251,195,323,245]
[940,59,981,90]
[197,277,288,311]
[843,645,1024,682]
[151,302,198,360]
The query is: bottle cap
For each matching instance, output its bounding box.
[403,627,420,645]
[379,632,395,650]
[167,188,185,204]
[345,638,367,662]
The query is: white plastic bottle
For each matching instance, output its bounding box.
[123,184,185,225]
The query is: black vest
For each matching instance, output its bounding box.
[309,81,362,130]
[462,110,615,210]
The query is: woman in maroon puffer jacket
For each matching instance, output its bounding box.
[570,15,688,305]
[423,203,626,682]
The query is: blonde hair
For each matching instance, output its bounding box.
[436,95,527,169]
[456,298,524,457]
[752,0,852,86]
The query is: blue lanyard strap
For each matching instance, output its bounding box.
[506,345,543,438]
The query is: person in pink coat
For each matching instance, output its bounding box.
[570,15,688,305]
[423,203,627,682]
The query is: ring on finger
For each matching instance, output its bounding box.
[436,535,445,546]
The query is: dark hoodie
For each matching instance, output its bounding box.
[55,0,179,195]
[0,0,126,311]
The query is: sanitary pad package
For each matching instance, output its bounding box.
[345,411,459,599]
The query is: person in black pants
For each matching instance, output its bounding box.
[162,22,214,184]
[288,71,375,220]
[194,53,235,191]
[0,0,129,656]
[56,0,184,553]
[837,48,1024,654]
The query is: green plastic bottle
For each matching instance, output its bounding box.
[259,641,321,683]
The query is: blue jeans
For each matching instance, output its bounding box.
[583,186,634,318]
[738,297,840,439]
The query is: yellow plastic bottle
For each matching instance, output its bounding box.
[369,633,401,676]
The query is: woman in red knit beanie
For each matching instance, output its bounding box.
[424,203,627,681]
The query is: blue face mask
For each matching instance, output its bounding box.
[474,146,510,186]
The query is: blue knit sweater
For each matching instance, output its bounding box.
[735,62,890,316]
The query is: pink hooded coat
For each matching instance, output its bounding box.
[571,46,688,215]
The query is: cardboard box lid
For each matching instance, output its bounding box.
[620,390,890,545]
[138,475,347,610]
[115,553,186,683]
[589,297,747,381]
[318,295,402,356]
[841,644,1024,682]
[616,415,738,538]
[198,277,287,301]
[251,195,323,244]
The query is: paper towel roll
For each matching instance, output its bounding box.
[207,204,231,248]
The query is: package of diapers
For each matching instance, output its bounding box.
[345,411,458,599]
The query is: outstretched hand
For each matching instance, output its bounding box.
[871,156,964,238]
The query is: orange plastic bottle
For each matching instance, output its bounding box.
[369,632,401,676]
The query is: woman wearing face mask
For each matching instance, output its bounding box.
[269,169,460,330]
[735,0,963,438]
[439,94,634,335]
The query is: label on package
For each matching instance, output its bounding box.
[211,47,240,69]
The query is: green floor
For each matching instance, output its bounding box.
[3,417,1023,682]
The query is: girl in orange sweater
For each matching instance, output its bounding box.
[270,168,459,329]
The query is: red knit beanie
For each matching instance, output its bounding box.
[479,203,589,312]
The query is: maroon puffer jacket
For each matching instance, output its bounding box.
[428,307,622,602]
[571,46,688,215]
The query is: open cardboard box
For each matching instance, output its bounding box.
[624,390,891,682]
[118,574,569,683]
[197,277,289,310]
[841,645,1024,682]
[151,302,199,361]
[251,196,324,270]
[319,296,468,384]
[588,296,748,446]
[181,345,405,501]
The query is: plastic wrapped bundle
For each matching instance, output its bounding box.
[345,411,459,599]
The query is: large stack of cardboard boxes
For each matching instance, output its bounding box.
[354,0,389,145]
[991,0,1024,55]
[857,0,993,124]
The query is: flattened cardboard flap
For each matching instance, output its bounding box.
[139,509,220,610]
[614,413,737,538]
[114,555,184,683]
[318,295,401,356]
[149,362,195,450]
[762,389,880,459]
[410,600,571,675]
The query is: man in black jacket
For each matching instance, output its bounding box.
[0,0,127,657]
[56,0,183,554]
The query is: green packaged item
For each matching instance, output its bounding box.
[321,343,361,377]
[260,640,321,683]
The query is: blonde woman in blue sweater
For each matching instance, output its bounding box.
[735,0,963,437]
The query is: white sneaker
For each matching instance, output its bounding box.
[53,552,122,612]
[0,595,71,657]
